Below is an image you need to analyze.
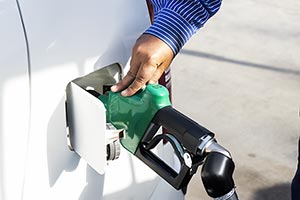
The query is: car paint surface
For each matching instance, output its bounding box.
[0,0,184,199]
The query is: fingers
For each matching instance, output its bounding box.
[111,59,170,96]
[111,52,140,93]
[112,34,174,96]
[121,63,157,96]
[111,70,136,93]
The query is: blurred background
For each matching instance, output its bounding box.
[171,0,300,199]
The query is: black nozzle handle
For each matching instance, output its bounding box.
[135,133,196,190]
[151,106,215,155]
[134,106,215,190]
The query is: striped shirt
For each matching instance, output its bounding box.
[144,0,222,54]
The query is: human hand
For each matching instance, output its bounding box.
[111,34,174,96]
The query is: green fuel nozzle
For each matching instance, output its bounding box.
[98,84,237,198]
[99,84,171,154]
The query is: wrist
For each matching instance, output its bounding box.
[144,8,195,55]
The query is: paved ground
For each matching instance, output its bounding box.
[171,1,300,199]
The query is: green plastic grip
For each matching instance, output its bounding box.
[99,84,171,154]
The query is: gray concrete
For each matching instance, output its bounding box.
[171,1,300,199]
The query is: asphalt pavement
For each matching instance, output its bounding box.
[171,1,300,199]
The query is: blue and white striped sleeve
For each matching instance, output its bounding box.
[144,0,222,55]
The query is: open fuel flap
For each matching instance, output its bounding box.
[65,63,124,174]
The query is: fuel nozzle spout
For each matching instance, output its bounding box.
[201,142,238,200]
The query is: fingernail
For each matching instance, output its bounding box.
[148,80,157,84]
[121,90,128,96]
[111,85,117,92]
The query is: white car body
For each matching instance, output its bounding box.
[0,0,184,199]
